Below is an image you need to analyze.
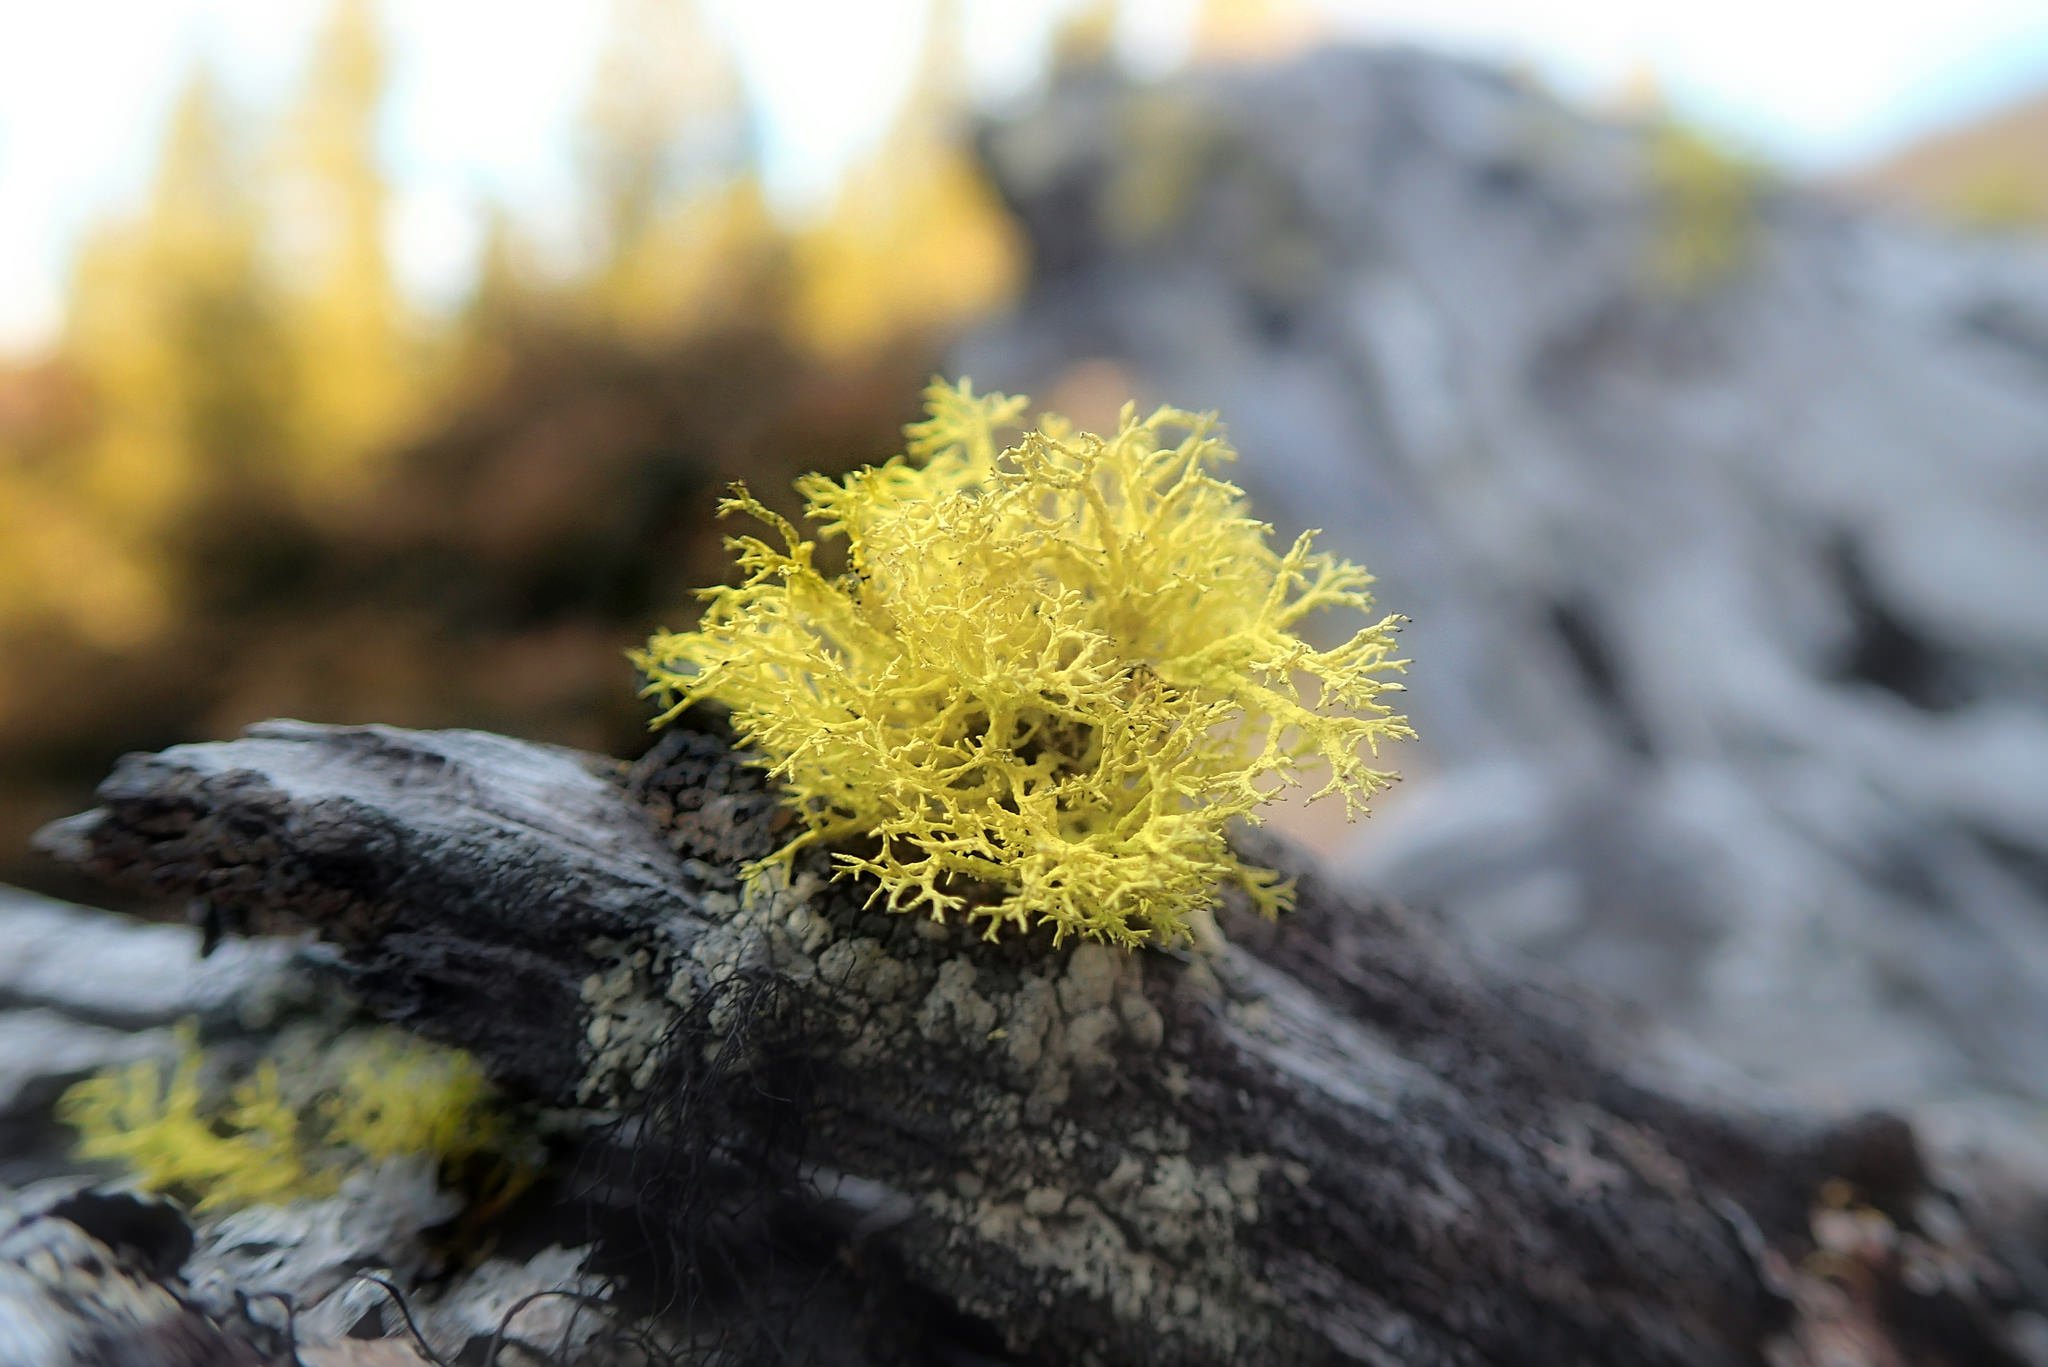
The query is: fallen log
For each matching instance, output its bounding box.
[27,717,2048,1365]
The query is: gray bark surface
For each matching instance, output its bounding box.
[16,718,2045,1365]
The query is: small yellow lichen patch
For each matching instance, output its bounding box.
[58,1022,526,1214]
[322,1032,512,1167]
[636,379,1413,946]
[58,1024,326,1211]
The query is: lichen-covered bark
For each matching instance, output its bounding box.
[35,720,698,1102]
[35,720,2048,1366]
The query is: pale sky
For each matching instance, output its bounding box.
[3,0,2047,354]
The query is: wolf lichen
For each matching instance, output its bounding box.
[57,1024,325,1211]
[635,379,1412,947]
[58,1023,525,1213]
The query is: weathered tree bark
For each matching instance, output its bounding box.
[28,719,2048,1366]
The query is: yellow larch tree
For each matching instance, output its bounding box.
[790,0,1023,357]
[24,68,288,647]
[272,0,414,495]
[577,0,779,340]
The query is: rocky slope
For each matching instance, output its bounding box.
[960,47,2048,1144]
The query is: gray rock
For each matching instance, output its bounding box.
[962,47,2048,1125]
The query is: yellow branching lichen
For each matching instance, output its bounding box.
[635,378,1414,947]
[58,1023,525,1213]
[58,1025,327,1211]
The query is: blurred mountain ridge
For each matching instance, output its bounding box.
[1844,80,2048,233]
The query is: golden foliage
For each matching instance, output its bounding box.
[789,0,1022,355]
[275,0,414,488]
[0,0,1015,891]
[578,0,774,338]
[44,70,288,645]
[0,0,1015,637]
[637,380,1413,946]
[1,3,414,645]
[791,156,1021,357]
